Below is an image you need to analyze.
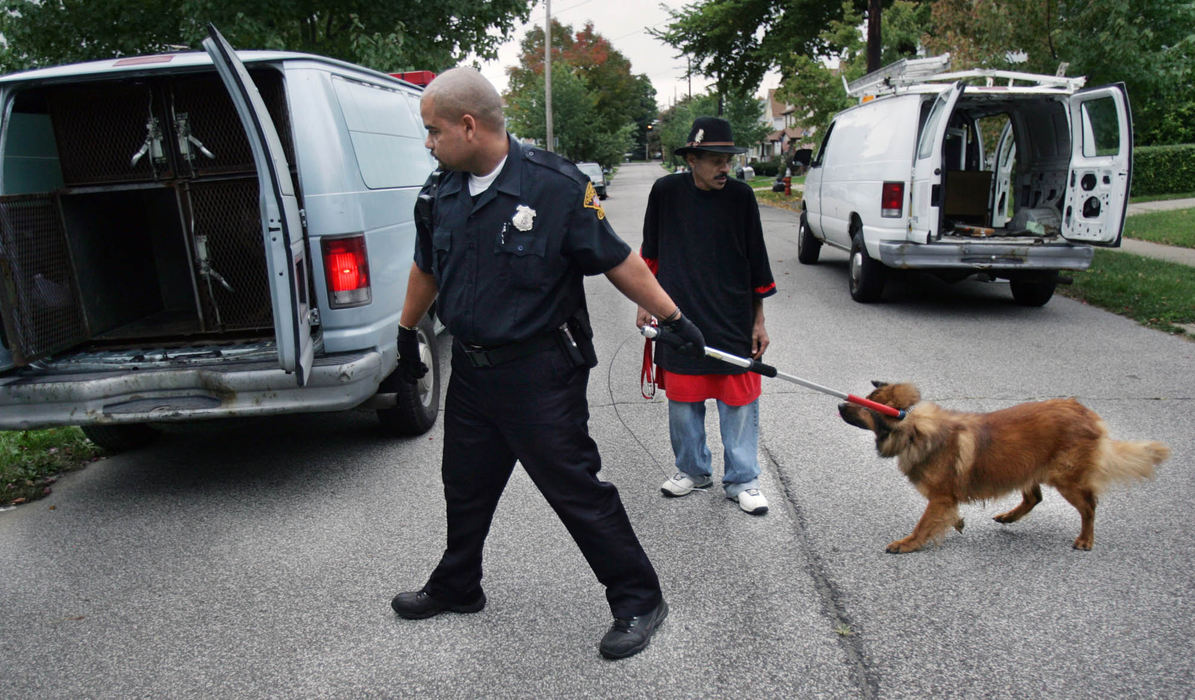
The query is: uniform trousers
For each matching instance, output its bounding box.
[424,339,663,619]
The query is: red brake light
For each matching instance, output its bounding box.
[881,181,904,218]
[321,235,371,308]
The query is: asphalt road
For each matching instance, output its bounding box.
[2,162,1193,698]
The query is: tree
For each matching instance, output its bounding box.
[777,1,931,132]
[506,67,635,167]
[0,0,533,74]
[652,0,914,98]
[656,92,769,164]
[924,0,1195,145]
[505,21,655,168]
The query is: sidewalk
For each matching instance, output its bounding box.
[1120,197,1195,266]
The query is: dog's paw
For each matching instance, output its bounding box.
[1072,537,1093,551]
[885,538,922,554]
[953,518,965,533]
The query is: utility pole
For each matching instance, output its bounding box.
[867,0,882,72]
[544,0,554,152]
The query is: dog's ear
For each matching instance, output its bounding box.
[888,383,921,409]
[870,380,889,388]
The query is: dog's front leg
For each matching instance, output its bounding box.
[887,498,960,553]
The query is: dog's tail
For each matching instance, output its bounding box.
[1094,439,1169,490]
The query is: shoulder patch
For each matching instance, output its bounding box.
[583,181,606,220]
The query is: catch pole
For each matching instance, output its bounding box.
[641,325,905,419]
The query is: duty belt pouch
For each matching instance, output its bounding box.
[563,308,598,369]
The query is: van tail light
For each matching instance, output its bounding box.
[881,181,904,218]
[321,235,372,308]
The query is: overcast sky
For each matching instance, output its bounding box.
[471,0,781,109]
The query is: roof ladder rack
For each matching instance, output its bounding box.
[845,54,953,98]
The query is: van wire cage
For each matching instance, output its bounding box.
[0,70,295,365]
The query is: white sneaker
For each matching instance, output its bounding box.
[730,488,768,515]
[660,472,713,497]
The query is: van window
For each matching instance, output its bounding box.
[1079,96,1120,157]
[332,77,428,189]
[811,122,835,166]
[917,91,952,160]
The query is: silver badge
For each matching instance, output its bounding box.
[512,204,536,232]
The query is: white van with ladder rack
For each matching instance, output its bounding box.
[0,26,442,449]
[798,54,1132,305]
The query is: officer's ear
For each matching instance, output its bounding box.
[461,114,478,140]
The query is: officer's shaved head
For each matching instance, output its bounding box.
[423,67,505,133]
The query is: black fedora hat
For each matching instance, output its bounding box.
[674,116,747,156]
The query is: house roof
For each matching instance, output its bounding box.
[767,89,794,118]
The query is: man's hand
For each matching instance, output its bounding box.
[658,313,706,358]
[635,306,652,329]
[397,325,429,384]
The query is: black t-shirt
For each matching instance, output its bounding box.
[414,135,631,347]
[642,172,776,375]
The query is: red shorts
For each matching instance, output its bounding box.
[657,368,761,406]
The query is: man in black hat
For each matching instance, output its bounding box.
[637,116,777,515]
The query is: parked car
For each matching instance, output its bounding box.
[799,54,1131,306]
[0,25,442,449]
[576,161,607,199]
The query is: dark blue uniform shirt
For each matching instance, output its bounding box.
[414,135,631,347]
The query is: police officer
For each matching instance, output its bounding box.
[390,67,705,660]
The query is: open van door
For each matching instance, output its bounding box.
[1061,83,1132,246]
[203,25,313,385]
[990,122,1016,228]
[911,82,965,240]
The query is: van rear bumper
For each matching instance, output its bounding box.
[0,350,386,430]
[877,240,1095,270]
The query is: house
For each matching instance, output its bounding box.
[755,89,814,164]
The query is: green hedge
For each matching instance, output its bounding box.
[1133,144,1195,196]
[749,157,783,177]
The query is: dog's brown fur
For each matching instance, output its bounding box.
[838,382,1169,553]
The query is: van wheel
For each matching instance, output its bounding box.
[797,212,821,264]
[1010,272,1058,307]
[849,232,886,303]
[376,314,441,436]
[81,424,158,452]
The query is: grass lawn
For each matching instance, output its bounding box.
[1,427,104,506]
[1123,208,1195,248]
[1059,249,1195,335]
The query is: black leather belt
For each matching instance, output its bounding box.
[460,326,564,368]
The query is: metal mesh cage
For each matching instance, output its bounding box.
[49,83,163,185]
[171,71,294,178]
[188,178,273,331]
[0,194,88,362]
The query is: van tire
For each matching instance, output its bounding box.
[849,232,886,303]
[1010,272,1058,307]
[376,315,441,436]
[81,424,159,452]
[797,212,821,264]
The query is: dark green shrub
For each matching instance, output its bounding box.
[1133,144,1195,196]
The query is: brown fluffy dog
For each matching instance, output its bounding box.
[838,382,1169,553]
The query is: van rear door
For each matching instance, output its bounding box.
[911,82,965,239]
[203,25,313,385]
[1061,83,1132,246]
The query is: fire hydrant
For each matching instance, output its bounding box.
[783,176,792,196]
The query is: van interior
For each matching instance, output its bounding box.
[0,70,295,367]
[936,95,1070,241]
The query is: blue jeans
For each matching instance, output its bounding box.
[668,398,760,498]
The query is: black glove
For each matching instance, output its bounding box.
[658,313,706,358]
[397,325,429,383]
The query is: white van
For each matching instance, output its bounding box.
[798,54,1132,305]
[0,26,441,449]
